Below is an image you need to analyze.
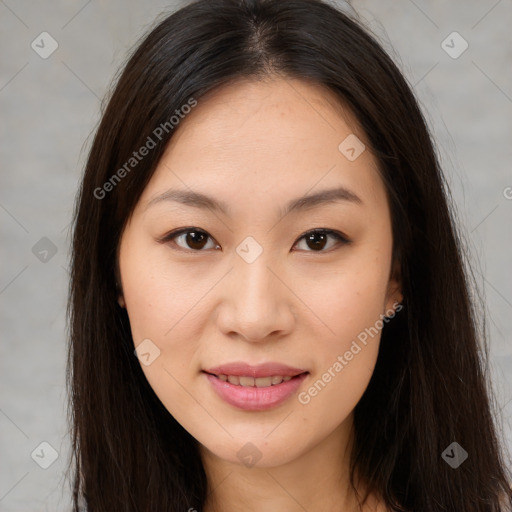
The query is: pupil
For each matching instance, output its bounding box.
[187,231,207,250]
[307,232,327,251]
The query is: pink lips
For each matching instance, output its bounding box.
[203,362,309,411]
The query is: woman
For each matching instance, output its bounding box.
[66,0,512,510]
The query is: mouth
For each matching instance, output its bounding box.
[203,372,306,388]
[202,363,309,411]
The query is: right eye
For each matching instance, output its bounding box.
[159,227,221,252]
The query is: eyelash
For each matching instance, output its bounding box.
[158,227,351,253]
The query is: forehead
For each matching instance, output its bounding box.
[139,77,387,217]
[166,76,365,154]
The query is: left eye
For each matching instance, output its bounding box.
[159,228,349,252]
[293,229,349,252]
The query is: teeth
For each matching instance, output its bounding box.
[216,374,297,387]
[255,377,272,387]
[239,376,255,387]
[227,375,240,385]
[271,375,283,385]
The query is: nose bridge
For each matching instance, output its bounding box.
[220,239,292,341]
[233,244,278,312]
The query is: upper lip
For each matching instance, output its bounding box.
[204,362,308,378]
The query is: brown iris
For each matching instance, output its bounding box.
[305,231,328,251]
[184,231,209,250]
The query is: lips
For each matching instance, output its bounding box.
[203,362,309,411]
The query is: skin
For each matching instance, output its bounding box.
[117,76,402,512]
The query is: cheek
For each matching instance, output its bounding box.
[123,269,206,389]
[121,243,206,344]
[120,244,213,396]
[302,249,391,351]
[293,252,389,420]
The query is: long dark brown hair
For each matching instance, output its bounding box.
[66,0,512,510]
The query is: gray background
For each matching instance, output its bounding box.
[1,0,511,510]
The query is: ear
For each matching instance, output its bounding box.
[116,276,126,308]
[115,258,126,308]
[384,257,403,314]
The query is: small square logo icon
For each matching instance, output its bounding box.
[31,32,59,59]
[441,32,468,59]
[32,237,58,263]
[134,338,160,366]
[31,441,59,469]
[441,441,468,468]
[338,134,365,161]
[237,442,262,467]
[236,236,263,264]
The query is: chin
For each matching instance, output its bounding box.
[199,433,311,470]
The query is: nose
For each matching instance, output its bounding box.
[215,253,295,343]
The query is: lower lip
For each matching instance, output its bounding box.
[204,372,308,411]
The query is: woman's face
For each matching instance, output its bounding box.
[117,77,402,468]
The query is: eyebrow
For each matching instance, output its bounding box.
[144,185,362,217]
